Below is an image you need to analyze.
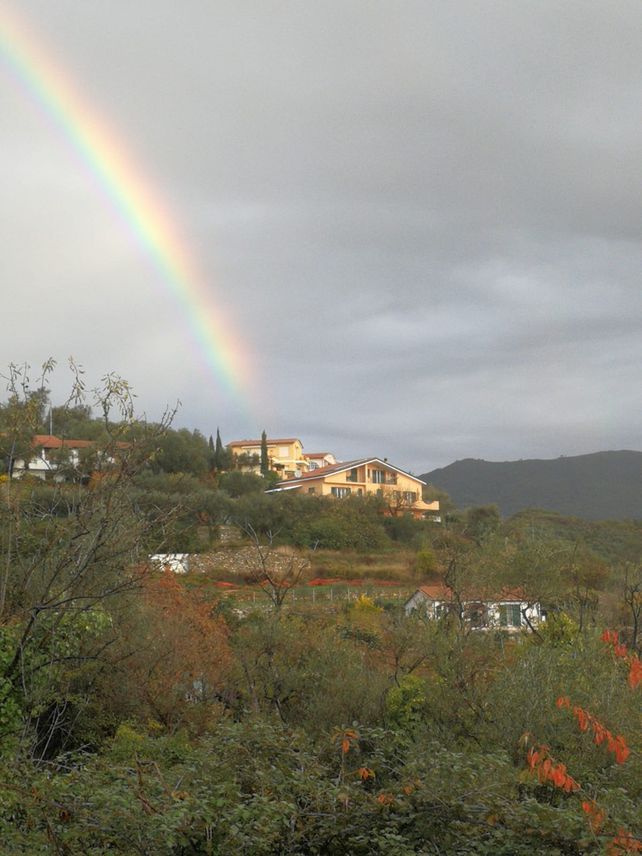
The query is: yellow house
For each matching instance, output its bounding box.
[303,451,337,470]
[227,437,309,479]
[266,457,440,520]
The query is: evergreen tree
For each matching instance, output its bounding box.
[208,434,216,471]
[215,428,224,467]
[260,430,269,476]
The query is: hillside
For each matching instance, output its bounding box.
[502,509,642,565]
[421,450,642,521]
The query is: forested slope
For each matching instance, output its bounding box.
[421,450,642,520]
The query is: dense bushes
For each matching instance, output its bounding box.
[292,504,389,551]
[1,618,639,853]
[1,491,640,853]
[1,376,640,852]
[0,721,598,854]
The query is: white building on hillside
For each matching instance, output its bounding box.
[405,584,544,631]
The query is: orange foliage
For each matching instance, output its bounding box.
[581,800,606,833]
[122,570,231,725]
[556,696,630,764]
[526,679,638,851]
[525,745,579,793]
[357,767,375,781]
[525,741,640,848]
[601,630,642,691]
[333,727,359,757]
[629,657,642,690]
[607,831,642,855]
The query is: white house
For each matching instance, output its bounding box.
[149,554,190,574]
[10,434,127,482]
[11,434,95,481]
[404,584,544,631]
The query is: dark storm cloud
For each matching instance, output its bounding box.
[1,1,640,471]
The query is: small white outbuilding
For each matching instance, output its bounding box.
[404,584,544,631]
[149,554,190,574]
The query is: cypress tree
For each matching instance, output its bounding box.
[215,428,224,466]
[208,434,216,470]
[260,430,269,476]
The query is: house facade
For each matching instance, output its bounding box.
[404,584,543,631]
[11,434,95,481]
[266,457,440,520]
[303,452,337,470]
[227,437,309,479]
[9,435,127,482]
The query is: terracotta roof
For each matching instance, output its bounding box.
[417,584,453,600]
[274,458,366,483]
[32,435,95,449]
[228,438,301,447]
[270,457,427,487]
[415,584,532,603]
[31,435,129,451]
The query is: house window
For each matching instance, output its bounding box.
[308,487,316,494]
[403,491,417,503]
[370,469,384,484]
[466,603,487,629]
[331,487,351,498]
[346,468,359,482]
[499,604,522,627]
[434,602,457,619]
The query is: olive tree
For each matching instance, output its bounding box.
[0,363,173,757]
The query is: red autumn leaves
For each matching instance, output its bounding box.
[601,629,642,690]
[578,803,642,855]
[555,696,630,764]
[607,831,642,855]
[334,727,359,757]
[357,766,375,781]
[581,799,606,833]
[629,658,642,690]
[550,630,640,771]
[522,628,641,853]
[525,745,579,792]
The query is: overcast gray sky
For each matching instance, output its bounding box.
[1,1,640,472]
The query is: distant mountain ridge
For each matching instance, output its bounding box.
[420,450,642,521]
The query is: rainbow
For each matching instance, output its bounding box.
[0,4,252,404]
